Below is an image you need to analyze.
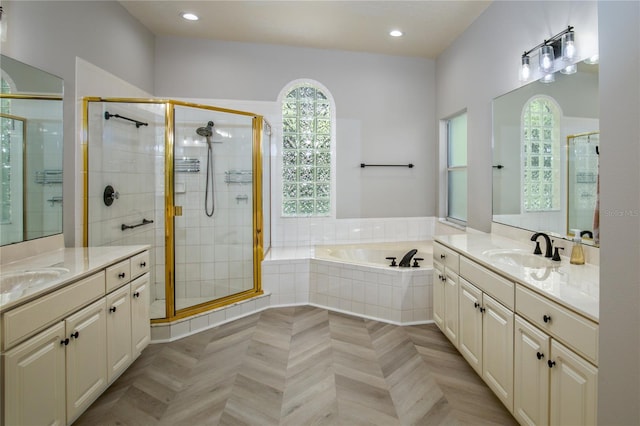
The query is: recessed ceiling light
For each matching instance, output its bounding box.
[181,12,199,21]
[389,30,403,37]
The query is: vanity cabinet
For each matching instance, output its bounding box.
[514,285,598,426]
[433,242,460,347]
[458,276,514,412]
[1,249,151,426]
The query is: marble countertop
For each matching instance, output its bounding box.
[0,245,149,312]
[434,233,599,323]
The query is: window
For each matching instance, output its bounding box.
[446,112,467,224]
[281,82,333,216]
[522,96,561,211]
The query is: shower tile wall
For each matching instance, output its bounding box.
[87,102,164,305]
[173,120,254,306]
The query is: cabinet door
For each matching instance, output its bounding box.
[65,298,108,423]
[443,270,459,347]
[106,284,133,383]
[131,273,151,357]
[458,278,483,375]
[514,316,550,426]
[549,340,597,426]
[482,294,514,412]
[4,322,66,426]
[433,262,445,331]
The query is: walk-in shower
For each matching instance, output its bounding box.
[83,98,271,323]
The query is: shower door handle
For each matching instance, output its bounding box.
[174,206,183,217]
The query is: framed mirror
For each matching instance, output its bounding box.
[1,55,64,245]
[492,61,599,244]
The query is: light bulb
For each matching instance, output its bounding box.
[181,12,199,21]
[561,32,576,60]
[560,64,577,75]
[540,73,555,84]
[520,56,531,81]
[539,45,554,73]
[584,54,599,65]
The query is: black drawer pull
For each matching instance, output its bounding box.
[474,302,480,309]
[110,306,117,313]
[537,352,544,360]
[70,331,79,339]
[61,338,70,346]
[133,291,140,298]
[543,314,552,323]
[118,272,126,279]
[548,360,556,368]
[440,254,446,259]
[140,262,146,268]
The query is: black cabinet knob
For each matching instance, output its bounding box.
[140,262,146,267]
[479,307,486,313]
[133,291,140,298]
[474,302,480,309]
[110,306,117,313]
[543,314,552,323]
[118,272,126,279]
[537,352,545,360]
[70,331,79,339]
[548,360,556,368]
[440,254,446,259]
[61,338,70,346]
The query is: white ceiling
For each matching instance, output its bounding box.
[119,1,492,59]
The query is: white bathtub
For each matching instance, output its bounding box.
[314,241,433,268]
[310,241,434,324]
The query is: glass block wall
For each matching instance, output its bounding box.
[522,97,560,212]
[281,84,332,216]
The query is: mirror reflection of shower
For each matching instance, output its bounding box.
[196,121,216,217]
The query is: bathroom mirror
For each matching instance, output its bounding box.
[0,54,64,246]
[492,61,599,244]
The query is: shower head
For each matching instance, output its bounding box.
[196,121,215,138]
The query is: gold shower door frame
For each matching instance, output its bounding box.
[82,97,264,323]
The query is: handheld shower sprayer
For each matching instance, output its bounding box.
[196,121,216,216]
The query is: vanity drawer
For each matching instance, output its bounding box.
[130,251,150,280]
[2,271,105,349]
[460,256,514,310]
[106,259,131,293]
[433,242,460,274]
[516,284,598,364]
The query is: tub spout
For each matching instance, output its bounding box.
[398,249,418,267]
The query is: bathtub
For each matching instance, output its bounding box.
[310,241,434,324]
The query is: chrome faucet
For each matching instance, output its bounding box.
[530,232,553,258]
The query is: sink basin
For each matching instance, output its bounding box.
[482,249,555,269]
[0,267,70,295]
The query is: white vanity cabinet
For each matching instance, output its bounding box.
[433,242,460,347]
[514,284,598,426]
[457,263,514,412]
[1,248,151,426]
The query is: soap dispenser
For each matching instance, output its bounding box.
[570,229,585,265]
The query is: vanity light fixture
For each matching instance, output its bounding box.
[519,25,575,83]
[389,30,403,37]
[181,12,199,21]
[0,6,7,42]
[584,53,599,65]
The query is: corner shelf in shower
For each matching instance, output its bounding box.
[35,170,63,184]
[175,158,200,173]
[225,170,252,184]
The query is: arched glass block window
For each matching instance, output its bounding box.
[280,81,334,217]
[522,96,561,212]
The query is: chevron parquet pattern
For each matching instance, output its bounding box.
[75,306,516,426]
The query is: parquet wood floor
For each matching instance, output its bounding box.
[75,306,517,425]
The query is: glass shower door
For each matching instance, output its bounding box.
[172,105,256,312]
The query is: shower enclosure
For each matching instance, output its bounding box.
[84,98,270,322]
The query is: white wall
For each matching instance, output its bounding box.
[1,1,156,246]
[598,2,640,424]
[154,37,436,219]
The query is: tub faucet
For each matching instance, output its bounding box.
[399,249,418,267]
[530,232,553,258]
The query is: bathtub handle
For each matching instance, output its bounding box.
[412,257,424,268]
[385,257,397,267]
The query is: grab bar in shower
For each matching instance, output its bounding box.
[360,163,414,168]
[104,111,148,128]
[121,218,154,231]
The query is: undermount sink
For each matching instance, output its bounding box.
[482,249,555,269]
[0,267,70,295]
